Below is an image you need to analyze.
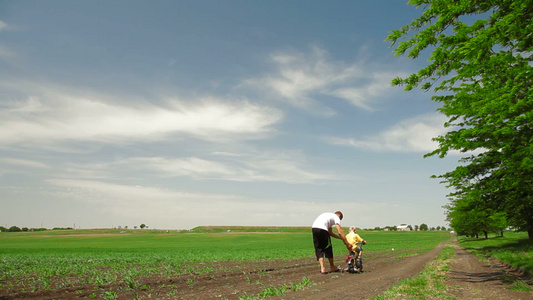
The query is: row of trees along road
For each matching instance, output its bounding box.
[388,0,532,239]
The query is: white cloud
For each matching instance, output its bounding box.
[326,88,372,111]
[326,113,449,153]
[241,46,399,113]
[38,147,334,184]
[0,158,49,169]
[239,157,333,183]
[113,151,334,184]
[0,20,7,31]
[0,94,283,145]
[120,157,236,178]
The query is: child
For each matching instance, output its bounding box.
[345,226,367,273]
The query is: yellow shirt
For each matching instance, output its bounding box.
[346,232,364,251]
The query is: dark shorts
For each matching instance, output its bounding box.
[312,228,333,260]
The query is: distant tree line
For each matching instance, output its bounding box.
[1,224,150,232]
[116,224,148,230]
[372,224,450,231]
[0,226,65,232]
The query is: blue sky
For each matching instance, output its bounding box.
[0,0,459,230]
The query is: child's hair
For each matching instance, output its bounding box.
[349,226,356,232]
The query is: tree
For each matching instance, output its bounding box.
[419,223,429,231]
[8,226,21,232]
[140,224,146,229]
[388,0,533,239]
[488,211,508,237]
[387,226,398,231]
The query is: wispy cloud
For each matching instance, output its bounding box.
[110,150,335,183]
[241,46,399,113]
[0,93,283,146]
[29,148,334,184]
[325,113,448,153]
[118,157,236,178]
[0,158,49,169]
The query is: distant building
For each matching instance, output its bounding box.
[397,225,411,231]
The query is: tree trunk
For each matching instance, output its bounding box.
[483,231,488,239]
[527,217,533,240]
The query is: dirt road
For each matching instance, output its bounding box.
[444,240,531,300]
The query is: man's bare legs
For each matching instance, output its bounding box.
[318,257,337,273]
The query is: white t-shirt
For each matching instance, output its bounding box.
[312,212,341,231]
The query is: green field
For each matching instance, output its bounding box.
[0,228,450,294]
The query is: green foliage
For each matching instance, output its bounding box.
[446,191,508,238]
[8,226,21,232]
[239,277,314,299]
[510,280,533,292]
[290,277,315,292]
[102,290,118,300]
[258,284,288,298]
[388,0,533,239]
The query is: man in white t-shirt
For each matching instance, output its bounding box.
[311,211,351,274]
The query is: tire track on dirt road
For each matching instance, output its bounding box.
[445,240,532,300]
